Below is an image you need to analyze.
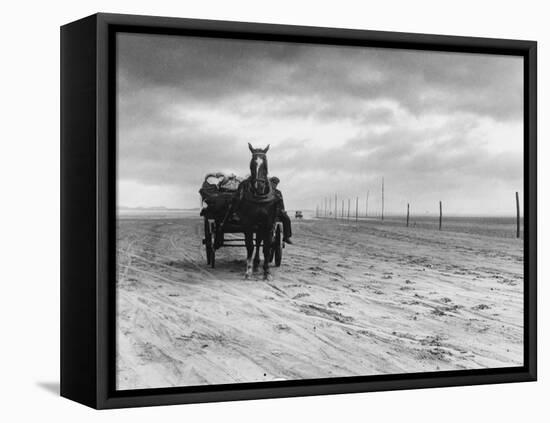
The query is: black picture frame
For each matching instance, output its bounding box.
[60,12,537,409]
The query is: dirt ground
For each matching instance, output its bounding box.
[116,214,524,390]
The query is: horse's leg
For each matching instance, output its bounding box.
[253,233,261,270]
[262,226,273,280]
[245,231,254,279]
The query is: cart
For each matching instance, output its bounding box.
[201,212,284,269]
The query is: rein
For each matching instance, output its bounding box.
[242,179,276,204]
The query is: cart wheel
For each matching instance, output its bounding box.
[209,221,216,268]
[204,217,212,265]
[267,230,274,263]
[275,223,283,267]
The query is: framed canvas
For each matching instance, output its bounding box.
[60,13,537,409]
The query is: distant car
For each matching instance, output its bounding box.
[295,210,303,219]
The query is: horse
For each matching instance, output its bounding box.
[223,143,279,280]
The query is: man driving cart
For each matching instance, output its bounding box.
[270,176,292,245]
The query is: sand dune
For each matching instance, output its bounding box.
[115,216,523,390]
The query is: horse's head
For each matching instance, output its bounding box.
[248,143,270,194]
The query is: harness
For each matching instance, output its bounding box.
[240,178,276,204]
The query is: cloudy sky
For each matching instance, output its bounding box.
[117,32,523,216]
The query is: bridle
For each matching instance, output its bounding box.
[251,153,268,189]
[250,153,271,196]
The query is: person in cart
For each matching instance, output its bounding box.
[270,176,293,244]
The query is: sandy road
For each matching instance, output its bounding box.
[115,216,523,390]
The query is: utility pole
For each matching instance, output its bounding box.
[381,177,384,221]
[355,197,359,223]
[516,191,520,238]
[439,201,442,230]
[366,190,369,218]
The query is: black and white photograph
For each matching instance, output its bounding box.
[3,0,546,418]
[115,31,526,391]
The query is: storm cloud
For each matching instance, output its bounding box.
[117,32,523,215]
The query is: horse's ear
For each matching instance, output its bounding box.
[263,144,270,153]
[248,143,254,153]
